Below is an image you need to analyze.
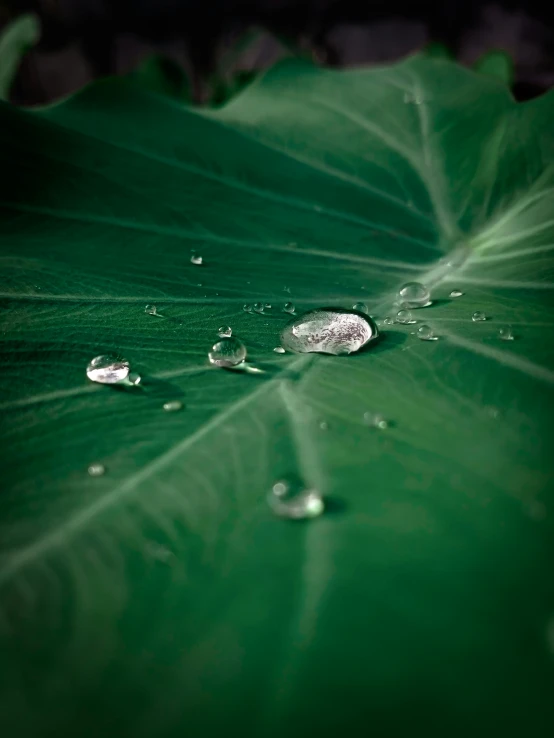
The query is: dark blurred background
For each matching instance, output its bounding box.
[2,1,554,103]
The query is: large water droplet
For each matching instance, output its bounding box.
[268,480,324,520]
[449,289,463,298]
[498,325,514,341]
[472,311,487,322]
[396,308,416,324]
[283,302,296,314]
[208,336,247,367]
[88,463,105,477]
[417,324,438,341]
[398,281,431,308]
[163,400,183,412]
[86,354,130,384]
[281,308,378,356]
[191,254,203,265]
[352,302,369,314]
[218,326,232,338]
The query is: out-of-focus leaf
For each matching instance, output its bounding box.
[0,13,40,100]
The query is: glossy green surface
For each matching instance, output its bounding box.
[0,57,553,737]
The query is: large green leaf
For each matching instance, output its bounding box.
[1,57,553,737]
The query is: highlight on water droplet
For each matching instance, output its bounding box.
[398,281,431,308]
[498,325,514,341]
[472,311,487,322]
[86,354,130,384]
[283,302,296,314]
[363,411,388,430]
[163,400,183,412]
[88,463,105,477]
[253,302,265,314]
[449,289,463,298]
[218,326,232,338]
[243,304,252,313]
[396,308,416,324]
[208,336,247,368]
[145,304,159,316]
[190,254,203,265]
[273,346,286,354]
[268,479,325,520]
[281,307,378,356]
[417,324,438,341]
[352,302,369,315]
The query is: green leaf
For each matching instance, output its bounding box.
[127,55,191,102]
[473,49,514,86]
[0,57,553,737]
[0,12,40,100]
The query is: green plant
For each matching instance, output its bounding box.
[0,12,39,100]
[0,56,553,737]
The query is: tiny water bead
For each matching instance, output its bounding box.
[396,308,416,325]
[319,420,329,431]
[273,346,286,354]
[218,326,232,338]
[268,480,325,520]
[283,302,296,314]
[352,302,369,314]
[127,372,142,386]
[88,463,105,477]
[417,324,438,341]
[281,308,378,356]
[398,281,431,308]
[163,400,183,412]
[253,303,265,314]
[145,304,159,316]
[498,325,514,341]
[190,254,203,265]
[384,317,395,325]
[86,354,130,384]
[208,336,247,368]
[472,311,487,322]
[264,303,272,310]
[243,304,253,313]
[449,289,463,298]
[363,411,388,430]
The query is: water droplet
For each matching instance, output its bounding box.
[191,254,203,265]
[163,400,183,412]
[128,372,142,386]
[384,316,395,325]
[264,303,272,310]
[243,304,252,313]
[218,326,232,338]
[88,463,105,477]
[319,420,329,431]
[417,324,438,341]
[398,281,431,308]
[86,354,130,384]
[273,346,286,354]
[498,325,514,341]
[363,412,388,429]
[281,308,378,356]
[449,289,463,298]
[403,92,424,104]
[352,302,369,314]
[208,336,247,368]
[396,309,416,324]
[253,302,265,314]
[145,304,159,316]
[283,302,296,314]
[472,311,487,322]
[268,480,324,520]
[284,286,291,293]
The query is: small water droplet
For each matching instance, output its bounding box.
[417,324,438,341]
[352,302,369,314]
[284,286,291,293]
[145,304,159,316]
[264,303,272,310]
[284,302,296,314]
[86,354,130,384]
[191,255,203,265]
[218,326,232,338]
[319,420,329,431]
[449,289,463,298]
[253,302,265,314]
[268,479,324,520]
[498,325,514,341]
[486,406,500,419]
[274,346,286,354]
[403,92,424,104]
[363,412,388,429]
[281,308,378,355]
[384,317,395,325]
[88,463,105,477]
[472,311,487,322]
[163,400,183,412]
[398,282,431,308]
[396,309,416,324]
[243,304,252,313]
[208,336,247,368]
[128,372,141,385]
